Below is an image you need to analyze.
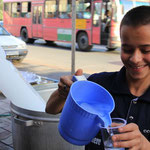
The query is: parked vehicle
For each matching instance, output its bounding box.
[0,25,28,62]
[3,0,119,51]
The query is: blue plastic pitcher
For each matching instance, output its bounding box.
[58,80,115,145]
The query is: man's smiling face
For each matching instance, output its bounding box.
[120,24,150,81]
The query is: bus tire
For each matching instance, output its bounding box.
[107,47,117,51]
[77,32,93,52]
[46,40,55,45]
[28,39,35,44]
[21,28,35,43]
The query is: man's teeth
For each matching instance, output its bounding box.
[132,66,144,69]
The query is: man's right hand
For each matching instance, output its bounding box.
[45,69,83,114]
[58,69,83,98]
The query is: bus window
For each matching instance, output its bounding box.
[101,2,112,33]
[76,0,91,19]
[38,6,42,24]
[21,2,31,18]
[4,3,11,16]
[59,0,72,18]
[33,6,37,24]
[83,5,91,19]
[45,0,57,18]
[93,3,101,27]
[12,2,21,18]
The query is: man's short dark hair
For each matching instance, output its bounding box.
[120,5,150,28]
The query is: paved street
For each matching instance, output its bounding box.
[15,41,123,80]
[0,93,13,150]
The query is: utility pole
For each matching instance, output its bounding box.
[71,0,76,75]
[0,0,3,21]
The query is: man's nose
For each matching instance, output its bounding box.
[130,49,143,63]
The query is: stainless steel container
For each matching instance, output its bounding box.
[11,83,84,150]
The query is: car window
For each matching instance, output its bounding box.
[0,26,10,36]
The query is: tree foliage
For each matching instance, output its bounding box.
[0,0,3,20]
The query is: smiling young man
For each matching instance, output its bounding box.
[46,6,150,150]
[120,20,150,97]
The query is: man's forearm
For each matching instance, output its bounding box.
[45,90,66,114]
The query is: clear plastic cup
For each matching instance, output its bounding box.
[101,118,127,150]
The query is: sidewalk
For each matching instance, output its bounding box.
[0,93,14,150]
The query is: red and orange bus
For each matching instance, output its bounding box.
[3,0,150,51]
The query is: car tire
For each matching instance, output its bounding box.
[12,58,24,63]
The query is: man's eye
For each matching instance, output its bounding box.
[141,49,150,54]
[122,48,133,53]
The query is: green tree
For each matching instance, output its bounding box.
[0,0,3,20]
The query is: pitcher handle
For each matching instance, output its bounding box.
[72,75,87,82]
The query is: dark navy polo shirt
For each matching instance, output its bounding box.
[85,66,150,150]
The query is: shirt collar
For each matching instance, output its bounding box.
[110,66,130,94]
[110,66,150,102]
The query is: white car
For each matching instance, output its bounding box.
[0,25,28,62]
